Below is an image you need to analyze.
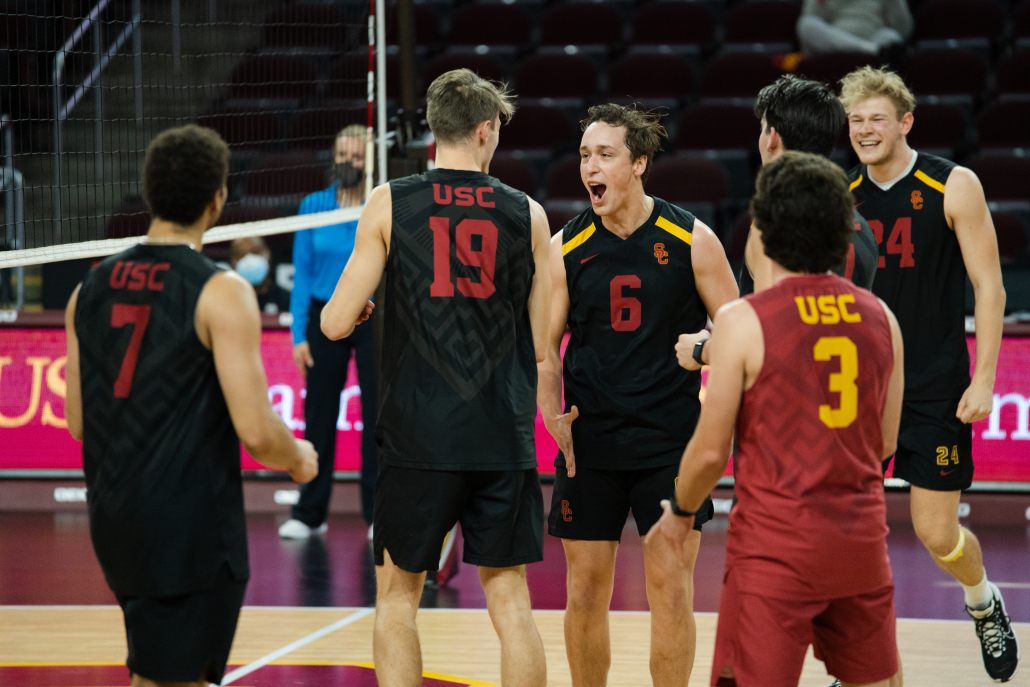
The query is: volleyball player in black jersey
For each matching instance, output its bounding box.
[842,67,1016,682]
[539,104,738,687]
[321,69,551,687]
[740,76,879,297]
[64,125,317,687]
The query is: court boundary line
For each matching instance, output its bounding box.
[219,606,374,685]
[3,605,1028,627]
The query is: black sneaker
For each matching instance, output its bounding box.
[967,582,1020,682]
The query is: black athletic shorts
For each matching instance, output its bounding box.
[883,397,974,491]
[114,564,246,684]
[373,464,545,573]
[548,464,714,541]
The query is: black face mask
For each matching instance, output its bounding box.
[332,161,363,189]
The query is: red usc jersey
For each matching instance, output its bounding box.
[729,274,895,601]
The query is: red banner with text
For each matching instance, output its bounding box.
[1,329,1027,483]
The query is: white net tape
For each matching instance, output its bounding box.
[0,206,364,269]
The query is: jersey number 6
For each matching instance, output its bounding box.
[430,217,498,298]
[610,275,641,332]
[814,336,858,428]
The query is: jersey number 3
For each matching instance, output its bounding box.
[111,304,151,398]
[430,217,498,298]
[814,336,858,428]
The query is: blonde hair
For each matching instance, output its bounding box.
[426,68,516,145]
[335,123,366,141]
[839,66,916,120]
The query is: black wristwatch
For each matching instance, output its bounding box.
[670,498,701,518]
[692,337,708,366]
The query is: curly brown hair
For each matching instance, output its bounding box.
[751,151,853,274]
[143,125,229,227]
[580,104,666,184]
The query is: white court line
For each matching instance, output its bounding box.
[220,606,374,685]
[935,582,1030,589]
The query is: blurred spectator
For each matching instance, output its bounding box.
[280,124,377,541]
[229,236,290,314]
[797,0,912,57]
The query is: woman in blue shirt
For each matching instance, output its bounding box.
[280,124,377,540]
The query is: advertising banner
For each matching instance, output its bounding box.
[1,328,1026,483]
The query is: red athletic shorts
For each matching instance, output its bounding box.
[711,568,899,687]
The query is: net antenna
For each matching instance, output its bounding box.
[0,0,379,271]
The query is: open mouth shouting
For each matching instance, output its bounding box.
[589,182,607,204]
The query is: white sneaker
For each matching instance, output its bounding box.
[278,519,327,540]
[367,524,374,541]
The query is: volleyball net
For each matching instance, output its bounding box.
[0,0,386,271]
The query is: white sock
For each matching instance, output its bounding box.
[962,568,993,611]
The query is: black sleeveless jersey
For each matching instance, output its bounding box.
[560,199,709,470]
[739,210,879,295]
[848,152,969,400]
[379,168,538,471]
[75,244,247,597]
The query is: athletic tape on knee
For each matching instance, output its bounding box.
[939,529,966,562]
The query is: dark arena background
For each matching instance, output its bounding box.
[1,0,1029,685]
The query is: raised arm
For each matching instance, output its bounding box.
[945,167,1006,424]
[321,183,390,340]
[64,285,83,442]
[196,271,317,482]
[880,299,905,458]
[527,198,552,363]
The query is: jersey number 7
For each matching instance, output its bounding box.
[111,304,151,398]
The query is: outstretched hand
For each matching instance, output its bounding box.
[643,499,696,566]
[547,405,579,477]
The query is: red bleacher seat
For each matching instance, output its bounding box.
[978,103,1030,154]
[966,157,1030,202]
[328,57,398,100]
[724,2,800,51]
[631,3,715,55]
[702,54,784,101]
[677,106,758,152]
[905,103,968,159]
[914,0,1005,51]
[796,53,880,90]
[647,158,728,206]
[488,158,536,197]
[902,50,987,108]
[997,50,1030,100]
[546,156,587,202]
[422,55,506,93]
[106,203,151,240]
[609,55,694,103]
[992,210,1029,265]
[544,207,581,236]
[386,5,440,49]
[726,212,753,261]
[448,5,531,50]
[496,105,571,153]
[540,4,623,49]
[516,55,597,101]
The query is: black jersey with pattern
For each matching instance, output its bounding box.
[848,152,969,400]
[560,199,709,470]
[75,244,247,597]
[739,210,879,296]
[379,168,538,471]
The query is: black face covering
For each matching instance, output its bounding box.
[332,161,363,189]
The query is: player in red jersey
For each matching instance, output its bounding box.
[647,151,905,687]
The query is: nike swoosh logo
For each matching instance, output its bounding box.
[941,469,957,476]
[580,254,599,264]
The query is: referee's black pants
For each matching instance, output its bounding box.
[292,299,378,527]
